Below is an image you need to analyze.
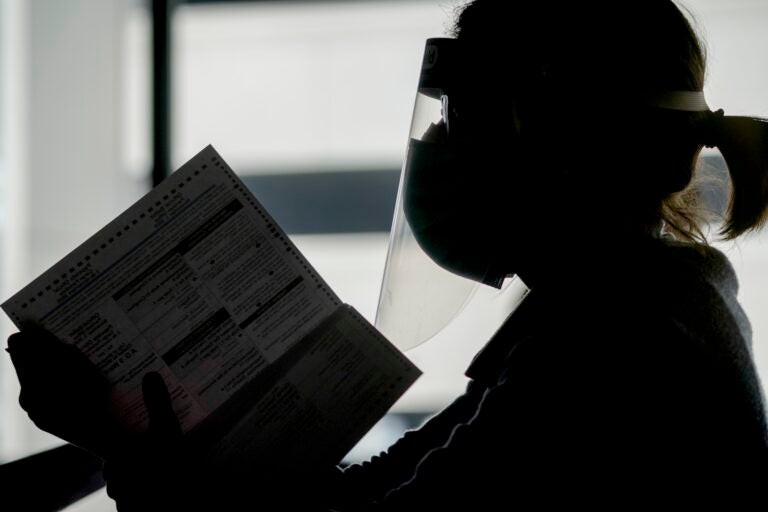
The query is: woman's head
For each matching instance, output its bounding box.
[449,0,768,243]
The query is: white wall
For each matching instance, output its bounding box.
[0,0,145,461]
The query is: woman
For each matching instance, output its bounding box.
[9,0,768,507]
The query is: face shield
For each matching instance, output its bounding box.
[375,39,713,352]
[375,38,530,352]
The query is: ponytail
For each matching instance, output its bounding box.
[704,114,768,239]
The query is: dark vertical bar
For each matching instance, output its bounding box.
[152,0,174,186]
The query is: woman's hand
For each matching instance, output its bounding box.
[105,373,345,509]
[6,327,120,457]
[104,372,189,511]
[105,372,273,509]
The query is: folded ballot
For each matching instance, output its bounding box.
[2,145,420,469]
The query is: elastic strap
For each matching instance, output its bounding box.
[645,90,710,112]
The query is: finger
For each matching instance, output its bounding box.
[8,330,100,387]
[142,372,181,442]
[7,331,27,352]
[19,324,60,346]
[7,331,72,396]
[7,333,56,421]
[8,327,69,365]
[6,331,47,368]
[7,337,38,387]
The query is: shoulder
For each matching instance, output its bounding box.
[499,238,761,406]
[572,239,749,346]
[659,239,739,294]
[642,240,752,351]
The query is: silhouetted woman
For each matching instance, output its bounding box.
[9,0,768,508]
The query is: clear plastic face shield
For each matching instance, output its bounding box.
[374,39,713,352]
[375,38,530,351]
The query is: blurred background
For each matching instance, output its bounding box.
[0,0,766,509]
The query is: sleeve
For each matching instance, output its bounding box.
[330,378,487,508]
[326,333,591,510]
[356,334,589,509]
[326,312,768,510]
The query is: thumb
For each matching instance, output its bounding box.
[142,372,181,443]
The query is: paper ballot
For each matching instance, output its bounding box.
[2,145,420,468]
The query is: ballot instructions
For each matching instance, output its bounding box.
[2,145,421,468]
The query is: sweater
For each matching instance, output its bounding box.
[330,239,768,508]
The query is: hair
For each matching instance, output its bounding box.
[452,0,768,242]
